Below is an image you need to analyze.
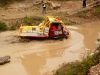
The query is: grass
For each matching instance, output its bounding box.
[0,22,7,31]
[0,16,44,31]
[0,0,25,7]
[22,16,44,25]
[94,5,100,14]
[53,39,100,75]
[3,16,44,30]
[9,25,16,30]
[4,19,21,30]
[0,0,13,6]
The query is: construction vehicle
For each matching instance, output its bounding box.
[19,16,70,38]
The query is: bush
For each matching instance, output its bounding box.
[0,0,25,6]
[0,22,7,31]
[53,42,100,75]
[22,16,44,25]
[9,25,16,30]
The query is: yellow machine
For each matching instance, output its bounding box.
[19,16,70,38]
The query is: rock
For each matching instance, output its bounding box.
[33,0,61,10]
[0,56,10,65]
[33,0,43,5]
[88,63,100,75]
[49,2,61,9]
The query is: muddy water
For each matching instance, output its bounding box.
[0,21,100,75]
[76,21,100,51]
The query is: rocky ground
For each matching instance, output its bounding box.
[88,63,100,75]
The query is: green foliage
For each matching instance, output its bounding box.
[22,16,44,25]
[54,44,100,75]
[0,0,25,6]
[0,0,12,6]
[0,22,7,31]
[9,25,16,30]
[94,5,100,14]
[22,16,34,25]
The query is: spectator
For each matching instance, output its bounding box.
[42,3,46,13]
[83,0,86,8]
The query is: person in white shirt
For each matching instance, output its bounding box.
[42,3,46,13]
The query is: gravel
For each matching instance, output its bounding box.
[88,63,100,75]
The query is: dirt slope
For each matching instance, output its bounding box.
[0,1,82,20]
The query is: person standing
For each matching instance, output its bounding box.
[42,3,46,13]
[83,0,86,8]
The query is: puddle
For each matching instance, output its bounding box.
[0,21,100,75]
[76,21,100,51]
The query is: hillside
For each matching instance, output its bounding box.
[0,0,100,31]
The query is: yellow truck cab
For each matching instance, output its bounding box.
[19,16,70,38]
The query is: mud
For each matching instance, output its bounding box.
[0,21,100,75]
[76,21,100,51]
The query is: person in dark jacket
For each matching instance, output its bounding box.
[83,0,86,8]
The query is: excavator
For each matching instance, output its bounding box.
[19,16,70,38]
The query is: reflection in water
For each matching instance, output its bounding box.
[21,36,85,75]
[0,63,28,75]
[21,53,46,75]
[21,49,66,75]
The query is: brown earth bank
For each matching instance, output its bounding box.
[0,0,100,75]
[0,0,100,30]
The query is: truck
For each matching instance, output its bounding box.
[19,16,70,38]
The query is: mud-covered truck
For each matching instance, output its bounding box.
[19,16,70,38]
